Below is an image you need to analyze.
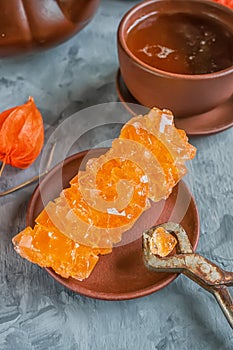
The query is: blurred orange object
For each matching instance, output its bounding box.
[213,0,233,9]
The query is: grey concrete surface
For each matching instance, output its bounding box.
[0,1,233,349]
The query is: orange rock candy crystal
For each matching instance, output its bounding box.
[12,108,196,280]
[149,227,178,257]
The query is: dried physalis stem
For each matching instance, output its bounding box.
[0,143,57,197]
[149,227,177,257]
[0,161,5,177]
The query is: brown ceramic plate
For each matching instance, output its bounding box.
[116,69,233,136]
[27,149,199,300]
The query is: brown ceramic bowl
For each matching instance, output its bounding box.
[0,0,100,56]
[117,0,233,118]
[26,149,200,300]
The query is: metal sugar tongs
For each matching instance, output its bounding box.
[143,222,233,329]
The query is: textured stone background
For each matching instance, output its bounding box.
[0,1,233,349]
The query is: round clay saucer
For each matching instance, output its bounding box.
[116,69,233,136]
[27,149,199,300]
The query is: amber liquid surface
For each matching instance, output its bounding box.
[126,13,233,74]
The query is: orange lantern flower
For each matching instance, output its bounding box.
[0,97,44,175]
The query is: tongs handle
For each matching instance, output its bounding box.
[143,222,233,329]
[213,286,233,328]
[182,266,233,328]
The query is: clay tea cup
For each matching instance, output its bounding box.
[117,0,233,118]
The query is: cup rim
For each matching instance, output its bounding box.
[118,0,233,80]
